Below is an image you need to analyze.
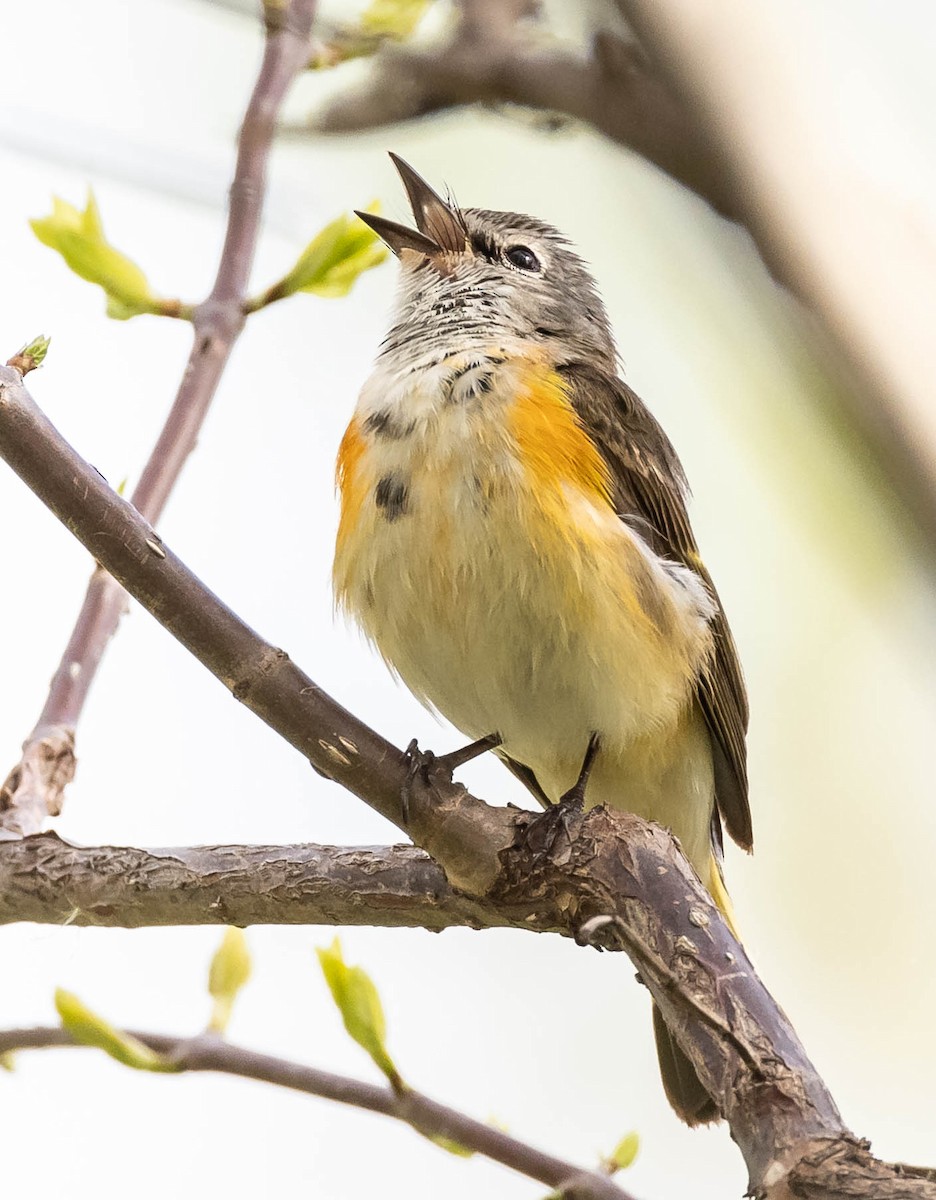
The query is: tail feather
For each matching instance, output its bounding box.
[653,852,738,1124]
[653,1004,719,1125]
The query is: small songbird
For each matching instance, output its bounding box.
[335,155,751,1124]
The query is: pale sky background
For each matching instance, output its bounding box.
[1,2,936,1197]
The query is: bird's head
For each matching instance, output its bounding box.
[357,155,616,371]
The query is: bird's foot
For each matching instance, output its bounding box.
[525,733,601,860]
[559,731,601,807]
[401,733,500,823]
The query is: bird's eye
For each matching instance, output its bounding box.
[505,245,541,273]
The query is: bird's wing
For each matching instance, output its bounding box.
[558,361,752,851]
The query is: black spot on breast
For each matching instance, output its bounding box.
[448,360,482,383]
[464,372,495,402]
[375,474,409,521]
[364,410,414,440]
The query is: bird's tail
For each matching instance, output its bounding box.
[653,854,738,1125]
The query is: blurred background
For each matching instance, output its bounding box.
[1,1,935,1196]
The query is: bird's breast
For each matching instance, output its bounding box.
[333,350,714,766]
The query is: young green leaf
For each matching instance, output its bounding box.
[301,236,387,299]
[207,928,252,1033]
[605,1131,640,1173]
[6,334,51,376]
[54,989,178,1073]
[253,208,387,308]
[316,938,401,1088]
[359,0,432,39]
[309,0,432,68]
[0,1052,16,1072]
[30,191,157,320]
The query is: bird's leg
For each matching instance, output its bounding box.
[435,733,503,773]
[526,733,600,858]
[401,733,501,823]
[559,732,601,808]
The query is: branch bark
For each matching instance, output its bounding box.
[2,366,933,1200]
[0,0,318,836]
[0,1027,633,1200]
[0,833,506,931]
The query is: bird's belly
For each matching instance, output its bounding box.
[336,444,714,811]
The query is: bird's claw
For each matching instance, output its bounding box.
[525,732,600,860]
[401,733,500,824]
[525,793,584,861]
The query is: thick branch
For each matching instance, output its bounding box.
[0,1028,632,1200]
[0,0,318,835]
[3,367,933,1199]
[0,833,513,931]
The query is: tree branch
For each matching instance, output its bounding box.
[0,1027,633,1200]
[0,0,318,836]
[0,833,509,931]
[2,366,933,1199]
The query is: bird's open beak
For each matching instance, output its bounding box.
[355,154,468,258]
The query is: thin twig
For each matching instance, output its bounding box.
[578,914,762,1071]
[0,1027,633,1200]
[0,0,318,836]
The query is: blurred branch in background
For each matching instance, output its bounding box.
[303,0,738,218]
[3,361,935,1200]
[301,0,936,556]
[615,0,936,552]
[0,0,319,837]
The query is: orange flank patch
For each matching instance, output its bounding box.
[507,363,667,633]
[507,364,612,507]
[335,417,370,554]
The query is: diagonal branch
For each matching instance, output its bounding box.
[0,365,407,827]
[0,1027,634,1200]
[0,0,318,837]
[3,364,935,1200]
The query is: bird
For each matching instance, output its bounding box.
[334,154,751,1125]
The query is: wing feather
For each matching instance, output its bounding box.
[559,362,752,851]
